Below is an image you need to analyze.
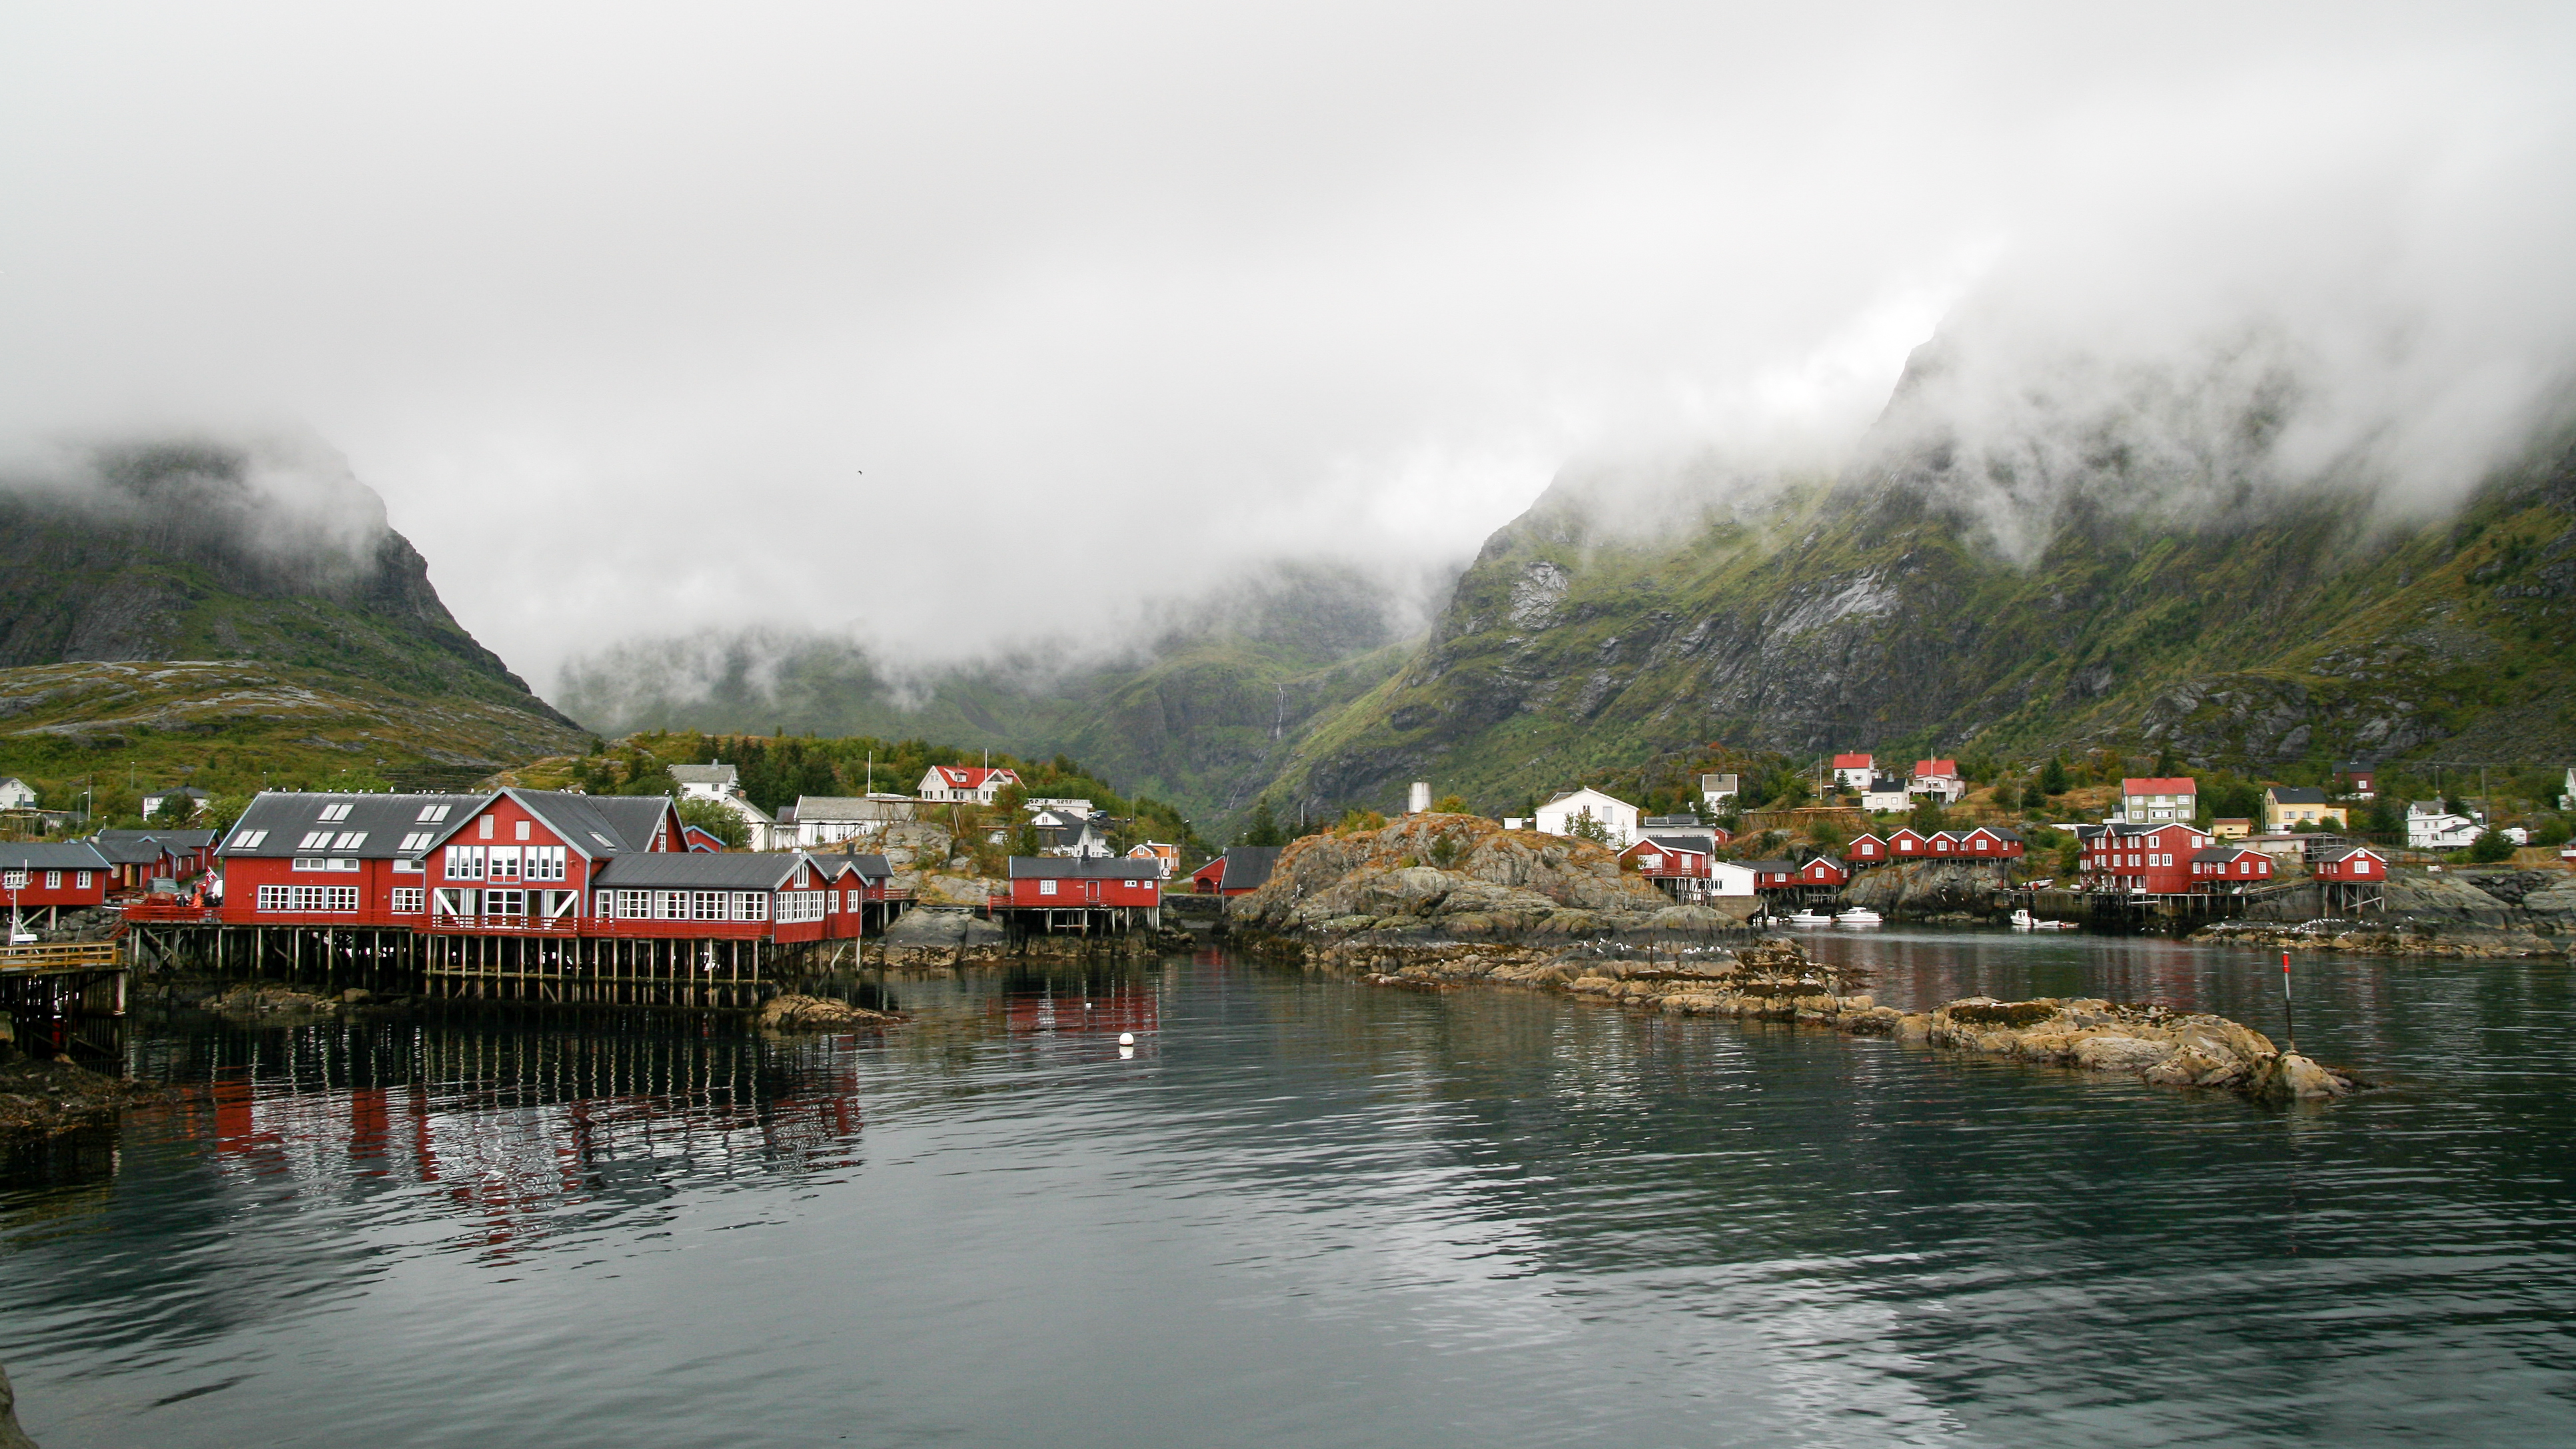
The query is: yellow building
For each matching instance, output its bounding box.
[2263,787,2347,831]
[2211,817,2252,839]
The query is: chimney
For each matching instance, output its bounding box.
[1407,781,1432,815]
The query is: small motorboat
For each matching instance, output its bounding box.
[1833,908,1883,927]
[2010,907,2075,931]
[1785,908,1835,927]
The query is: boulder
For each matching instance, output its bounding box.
[2074,1035,2178,1073]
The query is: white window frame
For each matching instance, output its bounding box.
[1039,878,1057,896]
[43,871,59,889]
[488,845,522,881]
[445,845,486,881]
[391,887,426,914]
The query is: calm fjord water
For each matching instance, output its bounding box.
[4,933,2573,1448]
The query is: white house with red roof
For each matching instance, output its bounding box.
[1908,759,1966,804]
[1830,753,1874,791]
[2120,777,2198,824]
[917,765,1022,805]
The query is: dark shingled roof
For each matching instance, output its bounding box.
[2268,786,2329,805]
[1217,845,1281,891]
[0,842,113,871]
[221,792,488,859]
[1639,834,1713,853]
[1009,856,1164,881]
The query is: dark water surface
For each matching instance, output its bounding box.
[4,933,2573,1447]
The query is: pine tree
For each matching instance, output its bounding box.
[1244,799,1284,847]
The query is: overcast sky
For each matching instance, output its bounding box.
[5,3,2573,694]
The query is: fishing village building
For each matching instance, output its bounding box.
[917,765,1021,805]
[121,788,909,1006]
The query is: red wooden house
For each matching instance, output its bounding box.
[217,791,491,928]
[1191,846,1281,896]
[916,764,1023,804]
[585,850,842,944]
[1796,855,1850,888]
[1621,836,1714,880]
[1886,827,1931,859]
[2190,845,2275,889]
[682,824,728,853]
[1844,832,1891,866]
[1956,825,2025,859]
[2083,823,2214,894]
[999,856,1163,908]
[1746,860,1800,890]
[2311,845,2387,883]
[0,843,113,916]
[1830,753,1875,790]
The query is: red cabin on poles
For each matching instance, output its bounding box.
[2311,845,2386,883]
[998,857,1163,910]
[1844,833,1890,867]
[1796,855,1850,887]
[1886,828,1930,859]
[2190,845,2275,889]
[1955,826,2025,859]
[1746,860,1800,890]
[217,791,490,928]
[2083,823,2214,894]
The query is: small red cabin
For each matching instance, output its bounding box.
[1797,856,1850,887]
[0,843,113,913]
[1886,829,1930,858]
[2311,846,2386,883]
[1746,860,1800,889]
[2190,845,2275,889]
[1956,826,2025,859]
[1622,836,1713,879]
[998,857,1163,909]
[1844,833,1890,866]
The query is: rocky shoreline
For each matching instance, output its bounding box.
[1257,930,2360,1100]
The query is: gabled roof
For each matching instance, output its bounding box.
[591,852,811,890]
[101,827,218,849]
[1911,759,1959,777]
[497,789,676,860]
[1744,859,1797,873]
[1866,775,1906,791]
[1831,753,1872,768]
[2122,777,2198,794]
[668,764,739,788]
[1637,833,1712,853]
[219,792,489,859]
[1963,825,2023,842]
[794,795,917,822]
[2267,786,2329,804]
[2312,845,2383,864]
[926,765,1017,789]
[1217,845,1281,890]
[0,842,112,871]
[2191,847,2254,863]
[1008,856,1161,881]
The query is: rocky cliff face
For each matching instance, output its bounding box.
[0,438,570,721]
[1262,399,2576,816]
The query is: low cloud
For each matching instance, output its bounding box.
[3,3,2570,689]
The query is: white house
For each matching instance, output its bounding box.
[1908,759,1967,805]
[2407,801,2482,851]
[0,777,39,810]
[142,785,212,819]
[1830,753,1874,791]
[792,794,918,846]
[2119,777,2198,824]
[1699,773,1738,809]
[668,763,784,849]
[1535,788,1640,847]
[1702,861,1758,897]
[918,765,1021,805]
[1860,774,1909,813]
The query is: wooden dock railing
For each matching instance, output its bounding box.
[0,941,122,972]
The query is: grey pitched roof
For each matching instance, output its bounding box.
[2192,847,2253,863]
[592,853,812,890]
[1009,856,1163,880]
[1972,826,2025,842]
[2312,845,2380,863]
[668,764,738,787]
[793,795,917,821]
[220,792,488,859]
[1218,845,1281,890]
[2268,786,2329,804]
[0,842,112,871]
[1744,859,1798,873]
[118,828,217,849]
[91,833,175,865]
[588,796,681,851]
[1640,833,1713,852]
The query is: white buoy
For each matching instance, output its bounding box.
[1118,1031,1136,1046]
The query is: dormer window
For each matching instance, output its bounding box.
[317,802,353,821]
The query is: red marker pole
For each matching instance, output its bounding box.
[2279,949,2297,1054]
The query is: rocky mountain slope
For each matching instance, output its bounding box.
[0,439,587,799]
[1259,382,2576,818]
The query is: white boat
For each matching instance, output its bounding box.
[2010,907,2075,931]
[1833,908,1883,927]
[1785,909,1835,927]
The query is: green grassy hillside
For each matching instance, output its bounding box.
[1260,435,2576,818]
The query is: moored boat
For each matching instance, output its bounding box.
[2010,907,2075,931]
[1784,908,1835,927]
[1833,908,1882,927]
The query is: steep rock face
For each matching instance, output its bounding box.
[0,439,570,722]
[1269,420,2576,815]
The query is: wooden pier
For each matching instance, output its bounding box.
[119,922,848,1011]
[1,941,127,1060]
